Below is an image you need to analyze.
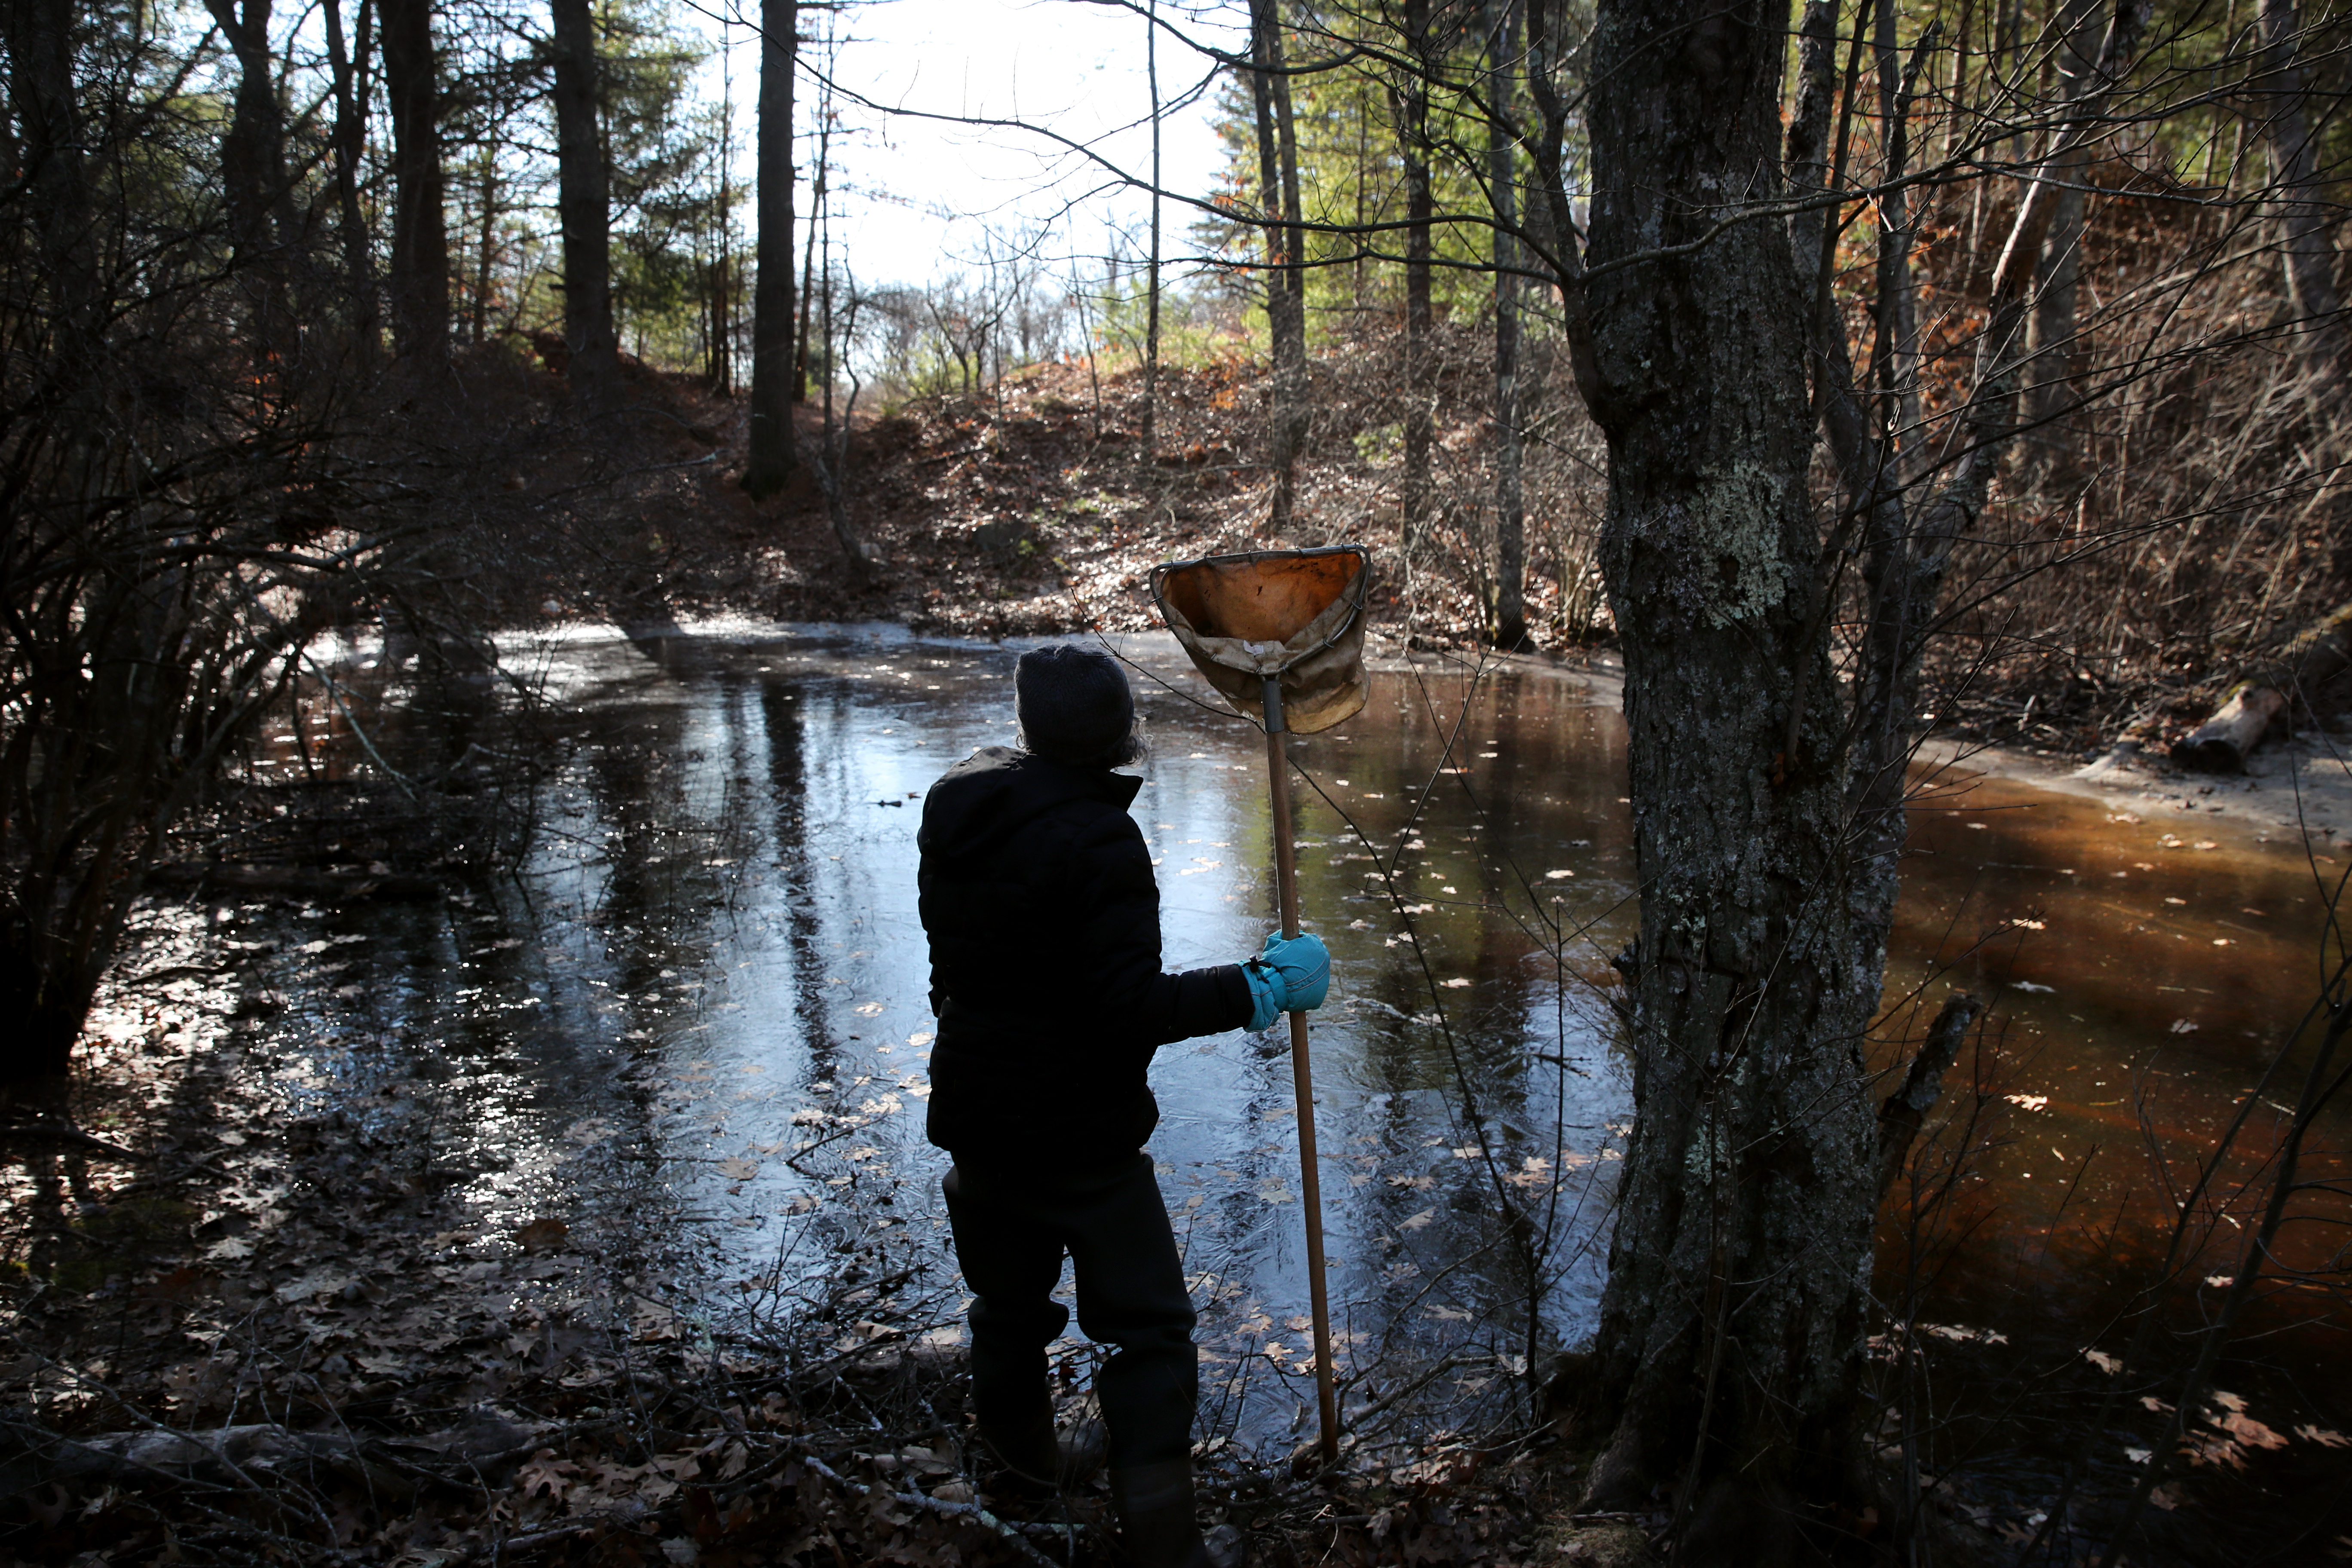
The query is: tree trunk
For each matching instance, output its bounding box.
[203,0,297,345]
[1487,0,1527,649]
[1249,0,1307,533]
[1400,0,1434,548]
[380,0,447,368]
[4,0,95,359]
[1572,0,1882,1536]
[794,96,826,405]
[2022,0,2138,472]
[322,0,380,363]
[2259,0,2347,387]
[1143,0,1162,456]
[551,0,619,410]
[1872,0,1924,476]
[471,134,498,346]
[806,217,872,580]
[795,129,823,404]
[0,958,85,1084]
[741,0,799,496]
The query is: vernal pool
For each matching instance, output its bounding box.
[208,622,2346,1544]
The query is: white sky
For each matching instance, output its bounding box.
[702,0,1246,290]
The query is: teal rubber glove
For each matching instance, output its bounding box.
[1243,961,1287,1032]
[1258,931,1331,1012]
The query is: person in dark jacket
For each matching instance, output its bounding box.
[918,643,1329,1568]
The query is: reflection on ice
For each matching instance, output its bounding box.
[233,625,1635,1451]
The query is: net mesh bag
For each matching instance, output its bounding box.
[1148,546,1371,734]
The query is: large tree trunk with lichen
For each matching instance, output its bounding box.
[1574,0,1880,1539]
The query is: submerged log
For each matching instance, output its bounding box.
[2172,683,2285,773]
[0,1420,399,1499]
[1877,991,1983,1203]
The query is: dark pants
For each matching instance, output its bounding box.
[942,1152,1197,1471]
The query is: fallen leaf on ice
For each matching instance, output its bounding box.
[1399,1208,1435,1231]
[2295,1425,2350,1448]
[2170,1020,2201,1034]
[1440,977,1472,988]
[516,1216,570,1255]
[2217,1411,2287,1450]
[2005,1094,2049,1112]
[1920,1323,2010,1344]
[2083,1349,2122,1374]
[276,1271,352,1304]
[714,1158,758,1181]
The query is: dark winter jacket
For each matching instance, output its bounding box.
[917,745,1250,1170]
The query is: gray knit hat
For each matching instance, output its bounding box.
[1015,645,1139,766]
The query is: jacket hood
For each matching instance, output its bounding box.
[919,745,1143,858]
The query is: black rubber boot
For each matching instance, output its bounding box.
[979,1410,1107,1491]
[1109,1460,1221,1568]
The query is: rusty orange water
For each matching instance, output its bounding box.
[1883,764,2349,1354]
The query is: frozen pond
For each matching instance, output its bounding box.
[240,624,1640,1449]
[218,620,2347,1517]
